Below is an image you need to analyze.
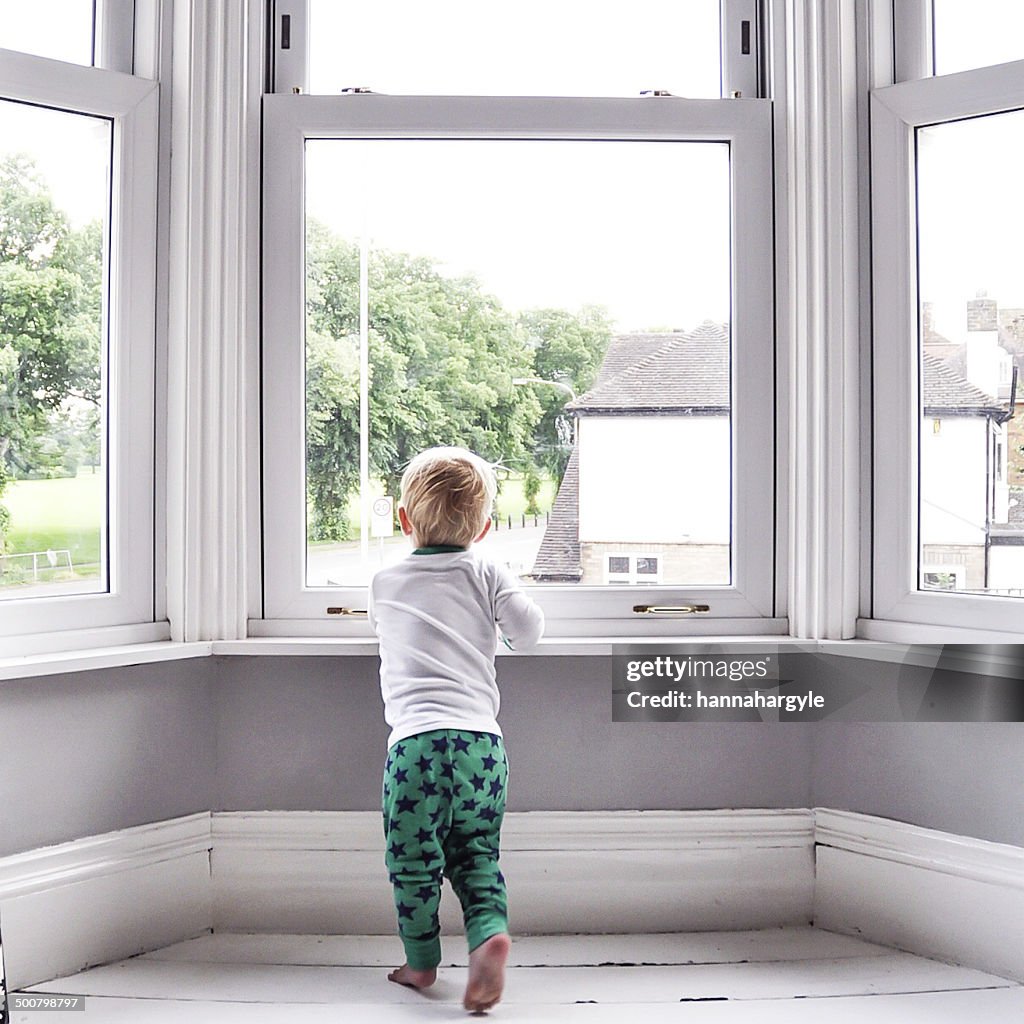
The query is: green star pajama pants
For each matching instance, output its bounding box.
[382,728,509,970]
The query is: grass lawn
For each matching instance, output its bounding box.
[2,472,104,571]
[495,473,556,519]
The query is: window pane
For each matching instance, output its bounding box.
[916,110,1024,598]
[304,138,732,588]
[0,0,95,66]
[0,100,111,600]
[933,1,1024,76]
[308,0,722,97]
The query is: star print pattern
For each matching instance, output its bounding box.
[382,729,509,971]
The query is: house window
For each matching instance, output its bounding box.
[871,11,1024,633]
[932,1,1024,77]
[895,1,1024,81]
[0,15,159,645]
[1,0,135,72]
[300,137,734,591]
[3,1,95,66]
[0,100,111,602]
[605,554,661,586]
[261,4,777,634]
[299,0,724,98]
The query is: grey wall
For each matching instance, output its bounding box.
[811,722,1024,847]
[213,656,814,812]
[0,658,215,857]
[3,651,1022,858]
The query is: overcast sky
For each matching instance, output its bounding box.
[3,1,1024,339]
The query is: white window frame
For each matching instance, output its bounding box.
[259,93,778,638]
[0,48,159,646]
[870,56,1024,636]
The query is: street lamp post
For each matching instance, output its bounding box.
[512,377,578,446]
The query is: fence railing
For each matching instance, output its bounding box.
[0,549,74,584]
[491,512,550,531]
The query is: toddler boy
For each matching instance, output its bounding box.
[368,446,544,1012]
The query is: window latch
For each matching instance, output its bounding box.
[341,87,375,94]
[633,604,711,615]
[327,607,368,616]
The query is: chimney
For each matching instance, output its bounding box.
[922,301,935,341]
[967,289,998,332]
[964,290,1010,400]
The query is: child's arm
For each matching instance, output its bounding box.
[493,565,545,651]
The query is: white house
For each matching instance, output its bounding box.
[531,322,731,585]
[920,293,1022,593]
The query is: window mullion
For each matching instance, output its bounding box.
[893,0,934,83]
[96,0,137,73]
[721,0,766,98]
[271,0,310,94]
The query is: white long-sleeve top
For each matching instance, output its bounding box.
[368,547,545,747]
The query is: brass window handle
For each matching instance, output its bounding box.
[633,604,711,615]
[327,607,368,616]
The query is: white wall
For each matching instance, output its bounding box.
[920,416,988,547]
[988,546,1024,592]
[577,415,730,544]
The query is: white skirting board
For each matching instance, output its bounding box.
[0,813,212,990]
[814,808,1024,983]
[2,807,1023,990]
[210,809,816,936]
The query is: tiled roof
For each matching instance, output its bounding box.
[528,446,581,581]
[567,321,730,415]
[592,334,672,388]
[922,354,1003,414]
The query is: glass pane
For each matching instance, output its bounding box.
[916,110,1024,597]
[0,0,95,66]
[304,138,731,587]
[0,100,111,600]
[933,0,1024,76]
[308,0,722,97]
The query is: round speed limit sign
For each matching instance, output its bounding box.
[371,496,395,537]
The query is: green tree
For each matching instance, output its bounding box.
[523,466,542,517]
[305,223,543,541]
[518,305,611,480]
[0,155,102,549]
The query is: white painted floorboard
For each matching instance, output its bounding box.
[13,928,1024,1024]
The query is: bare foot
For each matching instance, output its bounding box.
[464,932,511,1013]
[388,963,437,989]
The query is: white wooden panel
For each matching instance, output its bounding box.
[211,810,815,935]
[815,846,1024,983]
[212,845,813,936]
[0,813,213,989]
[1,853,211,990]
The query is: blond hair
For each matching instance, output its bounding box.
[400,447,497,547]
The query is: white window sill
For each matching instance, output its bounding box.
[0,634,936,683]
[0,640,211,682]
[2,630,1019,684]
